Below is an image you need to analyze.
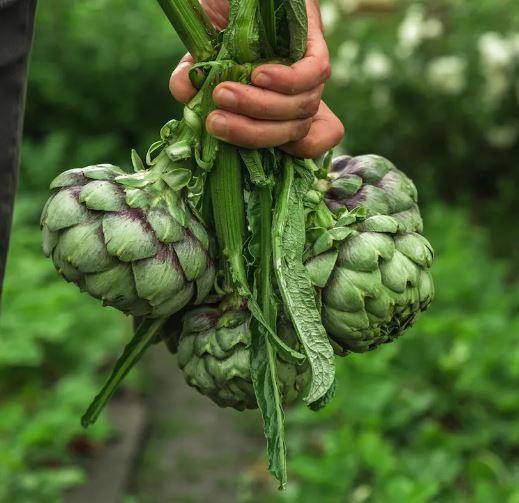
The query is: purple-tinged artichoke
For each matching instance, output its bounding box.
[175,305,311,410]
[306,154,434,354]
[40,163,214,318]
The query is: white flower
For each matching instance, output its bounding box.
[397,5,443,56]
[485,124,518,149]
[362,51,392,80]
[398,5,424,52]
[320,2,339,33]
[426,56,467,95]
[338,40,360,63]
[479,32,514,69]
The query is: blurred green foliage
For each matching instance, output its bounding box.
[322,0,519,258]
[1,0,518,501]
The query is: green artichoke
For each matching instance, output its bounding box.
[306,154,434,354]
[40,163,214,318]
[175,305,311,410]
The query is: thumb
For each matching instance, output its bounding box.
[169,53,197,104]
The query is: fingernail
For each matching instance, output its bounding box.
[215,88,237,108]
[207,113,229,139]
[254,72,271,88]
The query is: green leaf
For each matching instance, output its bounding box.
[249,180,287,488]
[240,149,272,187]
[282,0,307,61]
[131,149,145,172]
[273,157,335,405]
[250,320,287,488]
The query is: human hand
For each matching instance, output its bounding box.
[169,0,344,158]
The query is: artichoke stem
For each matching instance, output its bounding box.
[210,142,249,293]
[156,0,218,62]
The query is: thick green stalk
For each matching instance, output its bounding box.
[224,0,261,63]
[210,142,248,291]
[156,0,218,62]
[259,0,277,51]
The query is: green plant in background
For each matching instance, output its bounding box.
[39,0,433,488]
[0,197,129,501]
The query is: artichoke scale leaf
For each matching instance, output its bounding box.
[389,208,424,233]
[194,264,216,304]
[394,233,434,267]
[338,232,395,271]
[173,236,207,282]
[43,188,89,232]
[132,246,186,306]
[84,263,141,309]
[305,250,338,288]
[186,214,210,249]
[357,215,400,234]
[103,211,159,262]
[348,155,394,183]
[55,220,116,273]
[79,180,127,212]
[380,250,421,293]
[52,248,82,283]
[82,164,126,181]
[147,209,185,243]
[324,267,369,312]
[49,169,87,190]
[42,226,59,257]
[151,283,195,318]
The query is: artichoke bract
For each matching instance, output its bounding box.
[41,163,214,318]
[306,155,434,354]
[176,305,311,410]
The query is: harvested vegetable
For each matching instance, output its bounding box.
[41,0,434,487]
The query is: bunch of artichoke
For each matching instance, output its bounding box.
[40,0,435,487]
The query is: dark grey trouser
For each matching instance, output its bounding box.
[0,0,37,299]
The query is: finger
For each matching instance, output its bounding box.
[169,53,196,103]
[251,1,330,94]
[206,110,312,149]
[201,0,229,30]
[213,82,323,121]
[280,102,345,158]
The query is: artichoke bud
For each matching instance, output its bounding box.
[306,154,435,354]
[41,164,215,318]
[175,304,311,410]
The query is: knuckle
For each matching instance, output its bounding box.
[321,61,332,82]
[299,92,321,117]
[291,119,312,142]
